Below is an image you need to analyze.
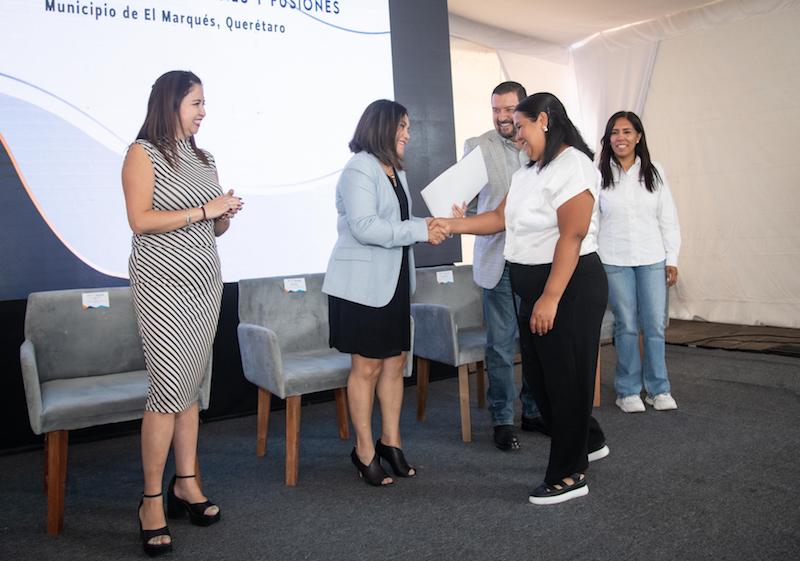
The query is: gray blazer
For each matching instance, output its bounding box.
[463,130,527,289]
[322,152,429,308]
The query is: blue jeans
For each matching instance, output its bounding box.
[483,264,540,426]
[604,261,671,398]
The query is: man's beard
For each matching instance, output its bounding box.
[495,120,515,139]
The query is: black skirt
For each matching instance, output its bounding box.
[328,172,412,359]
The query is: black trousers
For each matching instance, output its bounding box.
[509,253,607,485]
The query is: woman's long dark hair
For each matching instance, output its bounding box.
[349,99,408,171]
[599,111,661,192]
[136,70,209,168]
[515,92,593,169]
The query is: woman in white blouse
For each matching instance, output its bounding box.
[435,93,609,506]
[597,111,681,413]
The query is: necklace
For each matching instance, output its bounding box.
[383,164,396,184]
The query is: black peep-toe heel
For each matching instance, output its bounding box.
[138,492,172,557]
[166,474,221,526]
[375,439,416,477]
[350,448,393,486]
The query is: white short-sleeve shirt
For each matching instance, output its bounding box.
[503,147,600,266]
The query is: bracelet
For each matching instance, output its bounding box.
[201,206,207,220]
[185,211,192,225]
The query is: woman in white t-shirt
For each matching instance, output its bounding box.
[597,111,681,413]
[436,93,609,505]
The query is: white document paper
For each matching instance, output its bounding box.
[421,146,488,217]
[82,291,109,309]
[436,270,454,284]
[283,278,307,293]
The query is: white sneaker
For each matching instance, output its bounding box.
[615,395,646,413]
[645,393,678,411]
[588,444,609,462]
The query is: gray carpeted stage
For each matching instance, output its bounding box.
[1,345,799,560]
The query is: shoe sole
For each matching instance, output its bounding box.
[494,441,521,451]
[588,445,609,462]
[615,401,645,413]
[644,398,678,411]
[529,485,589,505]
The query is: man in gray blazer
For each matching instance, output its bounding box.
[463,81,544,451]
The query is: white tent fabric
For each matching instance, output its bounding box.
[448,14,568,63]
[571,0,799,151]
[644,4,800,328]
[449,0,800,328]
[571,40,659,151]
[494,49,580,124]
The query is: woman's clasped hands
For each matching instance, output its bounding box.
[205,189,244,221]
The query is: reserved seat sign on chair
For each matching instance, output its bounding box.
[238,274,415,485]
[237,275,351,486]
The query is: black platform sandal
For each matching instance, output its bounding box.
[528,473,588,506]
[350,448,393,486]
[166,475,221,526]
[375,439,416,477]
[138,493,172,557]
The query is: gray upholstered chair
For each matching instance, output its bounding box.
[19,286,212,534]
[411,264,496,443]
[238,273,413,486]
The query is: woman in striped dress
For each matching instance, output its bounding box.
[122,70,242,556]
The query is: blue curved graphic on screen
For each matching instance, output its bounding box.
[295,10,389,35]
[0,89,343,281]
[0,72,126,145]
[0,92,130,277]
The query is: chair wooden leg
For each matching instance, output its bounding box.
[43,433,49,495]
[593,345,601,408]
[457,364,472,443]
[416,356,430,422]
[334,388,350,439]
[256,387,271,457]
[475,361,486,409]
[46,430,68,535]
[285,395,301,486]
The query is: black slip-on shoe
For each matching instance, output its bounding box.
[493,425,521,451]
[520,415,550,436]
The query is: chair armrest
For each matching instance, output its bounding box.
[410,303,458,365]
[237,323,285,396]
[405,315,415,378]
[19,340,44,435]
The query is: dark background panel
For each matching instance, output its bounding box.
[390,0,461,265]
[0,0,458,452]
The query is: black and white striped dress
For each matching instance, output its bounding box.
[129,138,224,413]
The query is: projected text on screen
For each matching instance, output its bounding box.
[0,0,393,289]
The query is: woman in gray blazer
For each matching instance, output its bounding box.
[323,99,444,486]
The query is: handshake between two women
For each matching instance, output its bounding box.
[424,201,470,245]
[425,217,453,245]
